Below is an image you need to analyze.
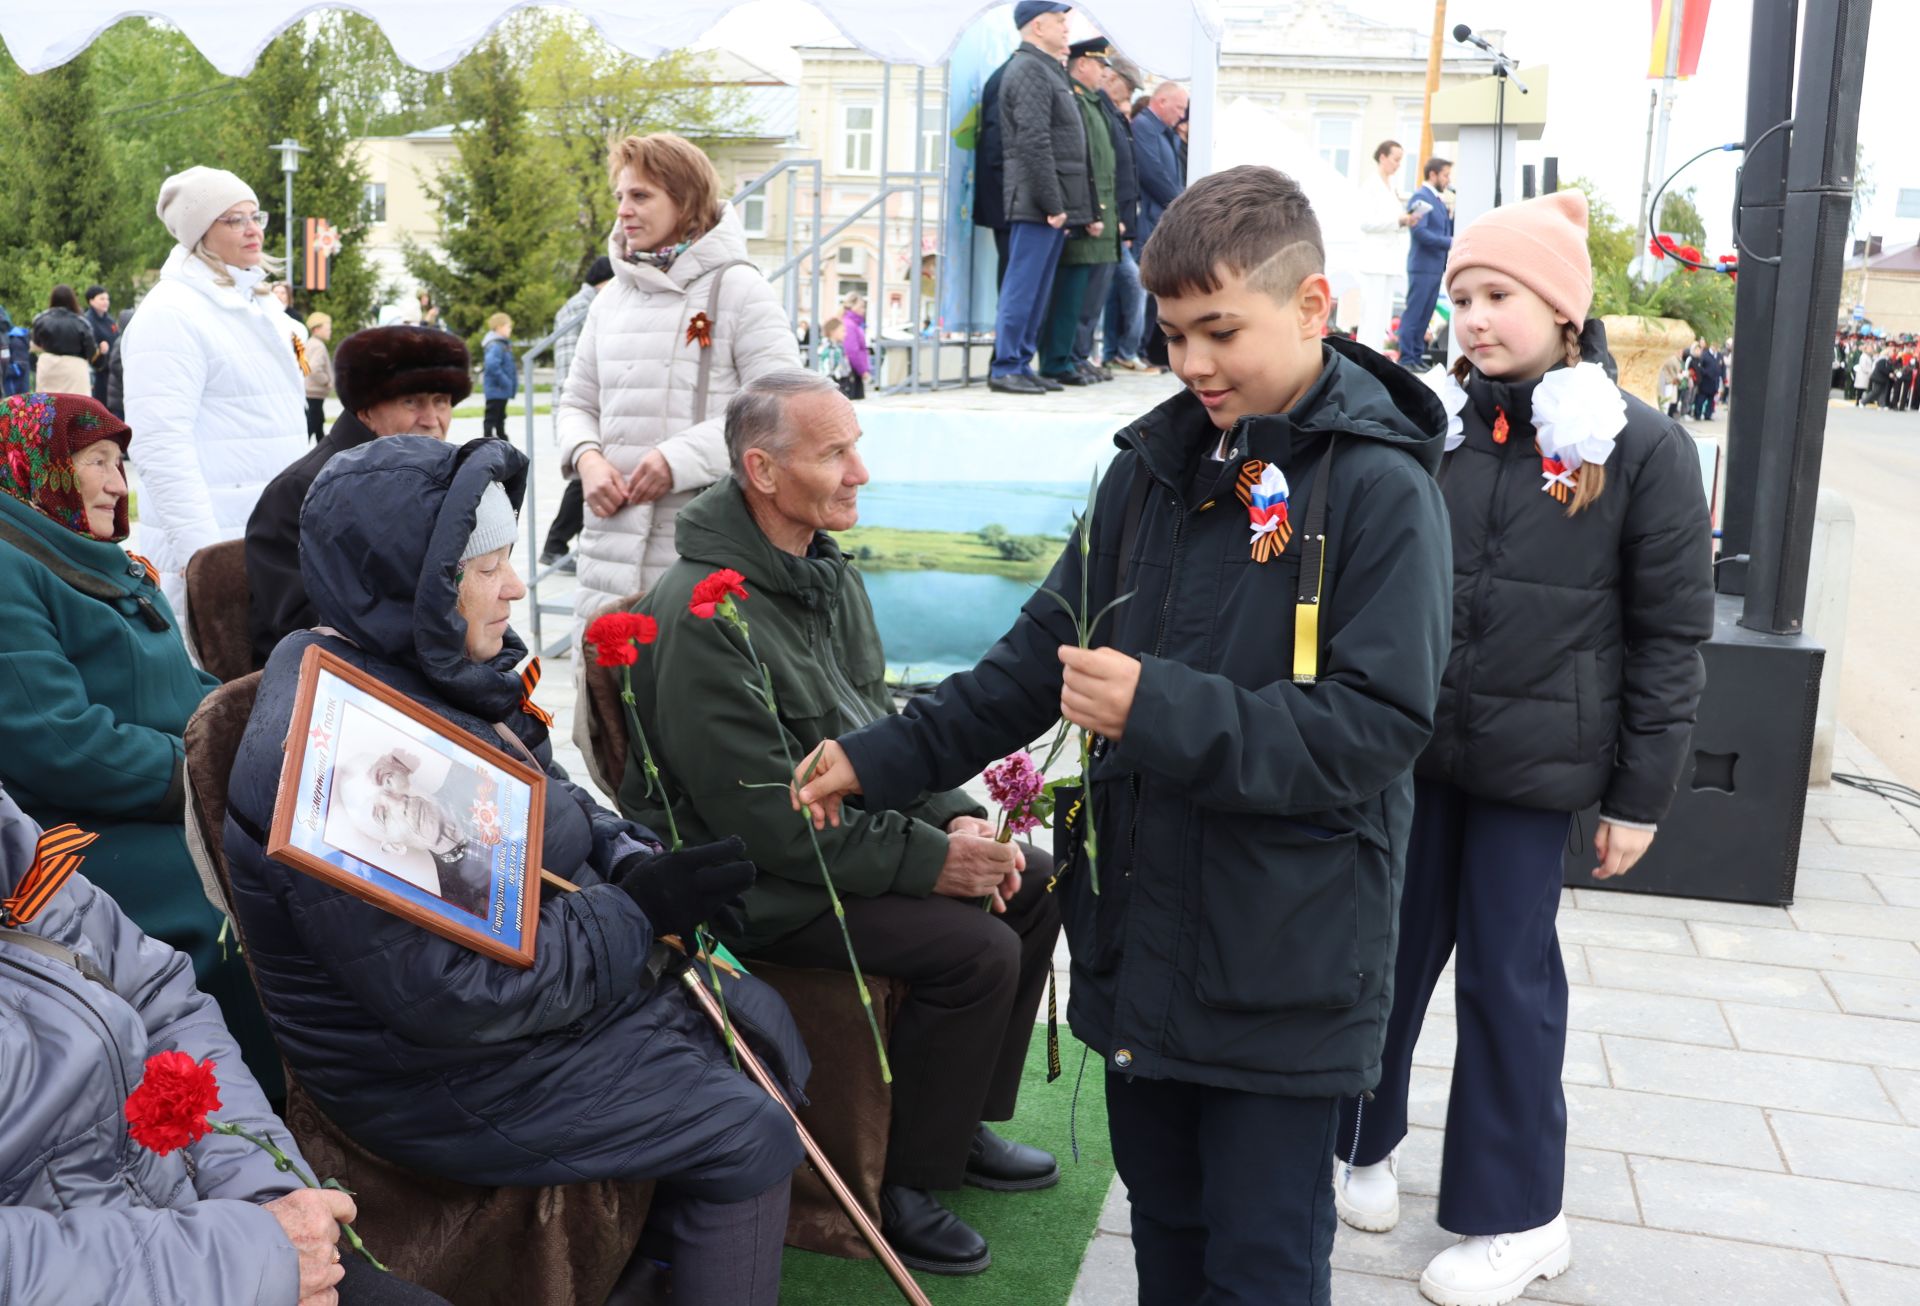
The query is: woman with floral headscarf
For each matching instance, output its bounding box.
[0,391,278,1087]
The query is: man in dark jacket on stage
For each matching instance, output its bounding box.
[988,2,1092,394]
[244,324,471,668]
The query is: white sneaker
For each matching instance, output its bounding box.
[1418,1213,1572,1306]
[1332,1149,1399,1233]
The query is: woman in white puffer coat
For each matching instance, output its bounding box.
[122,166,308,616]
[558,133,801,623]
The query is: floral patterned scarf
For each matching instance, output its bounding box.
[629,238,693,273]
[0,392,132,542]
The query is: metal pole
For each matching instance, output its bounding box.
[283,165,295,271]
[810,160,823,365]
[1643,0,1686,274]
[908,65,926,392]
[1632,87,1660,264]
[877,62,892,371]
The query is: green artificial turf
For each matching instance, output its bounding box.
[778,1038,1114,1305]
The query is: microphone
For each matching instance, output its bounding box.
[1453,24,1498,54]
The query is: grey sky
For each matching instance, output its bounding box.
[701,1,1914,253]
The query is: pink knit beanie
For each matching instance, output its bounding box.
[1444,190,1594,329]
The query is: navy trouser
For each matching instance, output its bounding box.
[992,221,1067,377]
[1340,778,1571,1235]
[1109,1073,1339,1305]
[1398,271,1443,367]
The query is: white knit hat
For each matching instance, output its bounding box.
[156,166,258,249]
[461,482,518,563]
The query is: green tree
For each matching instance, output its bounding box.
[0,50,131,295]
[523,14,742,280]
[221,24,382,330]
[407,37,570,340]
[0,244,104,329]
[1569,178,1637,283]
[1657,187,1707,247]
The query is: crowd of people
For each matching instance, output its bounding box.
[5,8,1724,1305]
[1837,331,1920,410]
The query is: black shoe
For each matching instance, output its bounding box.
[1042,370,1091,387]
[1030,373,1065,391]
[965,1124,1060,1192]
[539,549,563,567]
[557,554,577,574]
[880,1185,991,1275]
[989,373,1046,395]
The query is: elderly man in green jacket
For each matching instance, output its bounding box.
[619,370,1063,1277]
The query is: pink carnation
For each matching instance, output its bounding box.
[984,752,1045,836]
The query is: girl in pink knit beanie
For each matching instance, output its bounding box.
[1333,189,1715,1306]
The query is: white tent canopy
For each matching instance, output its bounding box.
[2,0,1222,78]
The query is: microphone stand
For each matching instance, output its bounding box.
[1483,45,1529,210]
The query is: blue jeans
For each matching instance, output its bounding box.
[992,221,1068,377]
[1103,244,1146,361]
[1399,270,1443,368]
[1340,778,1573,1235]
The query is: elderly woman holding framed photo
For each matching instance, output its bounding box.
[557,132,800,622]
[223,435,808,1305]
[121,166,308,616]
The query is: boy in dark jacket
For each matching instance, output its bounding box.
[797,166,1453,1303]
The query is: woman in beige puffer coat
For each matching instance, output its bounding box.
[558,133,802,624]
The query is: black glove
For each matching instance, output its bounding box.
[614,836,755,941]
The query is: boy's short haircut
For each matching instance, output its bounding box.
[487,312,512,333]
[822,315,844,333]
[1138,165,1324,303]
[1423,156,1452,180]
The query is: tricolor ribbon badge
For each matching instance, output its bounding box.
[1541,455,1576,503]
[1236,460,1293,563]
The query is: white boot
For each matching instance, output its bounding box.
[1332,1149,1399,1233]
[1418,1213,1572,1306]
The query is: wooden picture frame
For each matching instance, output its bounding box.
[266,645,546,968]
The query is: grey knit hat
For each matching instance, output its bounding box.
[461,482,518,563]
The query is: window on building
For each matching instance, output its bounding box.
[837,277,869,303]
[364,181,387,225]
[1396,112,1424,191]
[1315,117,1357,179]
[739,191,768,237]
[841,104,876,174]
[918,101,944,174]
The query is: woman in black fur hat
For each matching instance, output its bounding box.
[242,324,473,668]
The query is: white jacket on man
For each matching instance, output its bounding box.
[122,247,307,612]
[557,206,800,621]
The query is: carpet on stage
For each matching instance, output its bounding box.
[777,1037,1114,1304]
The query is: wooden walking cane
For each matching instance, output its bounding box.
[538,871,932,1306]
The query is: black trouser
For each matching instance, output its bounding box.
[307,397,328,441]
[338,1255,452,1304]
[1108,1074,1340,1306]
[1341,778,1572,1235]
[483,397,509,440]
[753,847,1061,1190]
[91,361,110,406]
[543,478,585,558]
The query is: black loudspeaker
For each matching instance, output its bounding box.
[1523,164,1537,199]
[1541,157,1558,193]
[1564,595,1824,905]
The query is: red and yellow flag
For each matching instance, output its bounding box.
[1649,0,1713,79]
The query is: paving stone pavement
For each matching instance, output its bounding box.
[474,407,1920,1305]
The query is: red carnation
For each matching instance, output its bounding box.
[689,568,749,620]
[125,1051,223,1156]
[585,611,657,667]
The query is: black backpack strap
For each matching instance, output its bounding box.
[1292,441,1338,684]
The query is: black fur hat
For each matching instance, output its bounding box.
[333,325,473,413]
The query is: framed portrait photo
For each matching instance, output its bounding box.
[267,645,546,968]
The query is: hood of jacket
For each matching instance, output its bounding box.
[299,435,529,720]
[606,204,752,298]
[1123,334,1448,481]
[673,476,849,603]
